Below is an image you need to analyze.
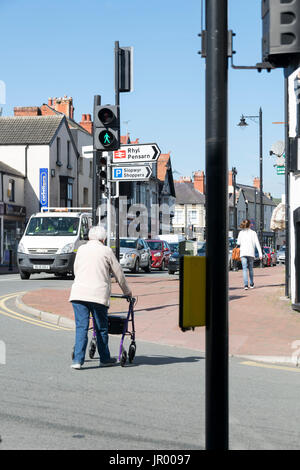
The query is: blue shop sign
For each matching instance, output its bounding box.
[39,168,48,208]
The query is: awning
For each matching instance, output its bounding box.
[270,202,285,231]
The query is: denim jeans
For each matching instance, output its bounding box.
[241,256,254,287]
[71,301,110,365]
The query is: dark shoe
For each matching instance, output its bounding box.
[244,286,248,290]
[250,284,254,289]
[100,357,117,367]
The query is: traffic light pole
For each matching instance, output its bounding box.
[205,0,229,450]
[92,95,101,225]
[115,40,120,261]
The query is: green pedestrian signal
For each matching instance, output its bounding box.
[93,105,120,151]
[99,130,115,148]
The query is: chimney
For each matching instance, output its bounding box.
[228,170,233,187]
[48,96,74,119]
[178,176,192,183]
[193,171,205,194]
[14,106,41,116]
[253,177,260,189]
[79,113,93,134]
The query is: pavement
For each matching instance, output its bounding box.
[14,264,300,365]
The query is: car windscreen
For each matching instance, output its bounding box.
[25,217,80,236]
[169,243,178,253]
[147,241,163,250]
[120,239,137,249]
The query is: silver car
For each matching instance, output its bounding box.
[119,238,152,273]
[277,246,286,264]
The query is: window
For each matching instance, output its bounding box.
[188,210,198,224]
[83,187,88,206]
[67,141,72,169]
[7,179,15,202]
[56,137,62,166]
[174,209,184,225]
[89,161,93,178]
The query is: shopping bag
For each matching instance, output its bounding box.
[232,247,240,261]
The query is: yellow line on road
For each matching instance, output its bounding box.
[0,291,71,331]
[242,361,300,372]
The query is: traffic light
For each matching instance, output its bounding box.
[262,0,300,68]
[98,153,108,195]
[94,105,120,151]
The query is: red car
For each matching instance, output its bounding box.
[263,246,277,267]
[146,239,171,270]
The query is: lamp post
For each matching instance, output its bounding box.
[232,167,238,239]
[237,108,264,263]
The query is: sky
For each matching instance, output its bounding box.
[0,0,286,198]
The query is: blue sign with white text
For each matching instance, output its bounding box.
[113,167,123,179]
[39,168,48,208]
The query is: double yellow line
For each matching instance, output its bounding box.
[0,292,71,331]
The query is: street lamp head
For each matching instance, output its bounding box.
[237,115,248,128]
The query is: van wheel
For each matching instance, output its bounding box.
[20,271,30,280]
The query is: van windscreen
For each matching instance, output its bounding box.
[25,217,80,236]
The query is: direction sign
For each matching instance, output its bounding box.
[112,143,160,163]
[112,165,152,181]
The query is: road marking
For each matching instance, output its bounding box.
[241,360,300,373]
[0,292,71,331]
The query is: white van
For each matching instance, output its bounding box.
[17,208,92,279]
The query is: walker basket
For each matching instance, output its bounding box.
[108,315,127,335]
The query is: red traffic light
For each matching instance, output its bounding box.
[98,107,114,126]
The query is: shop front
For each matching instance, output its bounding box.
[0,202,26,267]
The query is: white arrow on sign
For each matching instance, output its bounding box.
[112,143,160,163]
[112,165,152,181]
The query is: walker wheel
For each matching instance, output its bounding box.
[120,350,127,367]
[89,339,97,359]
[128,343,136,363]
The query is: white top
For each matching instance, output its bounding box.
[69,240,131,306]
[237,228,262,258]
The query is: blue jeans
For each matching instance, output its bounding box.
[241,256,254,287]
[71,301,111,365]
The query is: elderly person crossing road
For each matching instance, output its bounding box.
[69,225,132,369]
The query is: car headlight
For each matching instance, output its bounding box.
[125,252,136,259]
[58,243,75,254]
[153,252,162,257]
[18,242,27,254]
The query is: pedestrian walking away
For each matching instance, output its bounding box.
[69,225,132,369]
[237,219,262,290]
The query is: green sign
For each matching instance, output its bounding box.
[277,165,285,175]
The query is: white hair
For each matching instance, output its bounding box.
[88,225,107,241]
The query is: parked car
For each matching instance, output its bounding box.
[263,246,277,267]
[146,239,171,270]
[168,242,179,253]
[119,237,151,273]
[168,242,206,275]
[277,245,286,264]
[168,251,179,275]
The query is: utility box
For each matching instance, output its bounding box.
[179,255,206,331]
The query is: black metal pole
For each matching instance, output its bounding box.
[259,108,264,266]
[284,74,290,297]
[92,95,101,225]
[115,41,120,261]
[205,0,229,450]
